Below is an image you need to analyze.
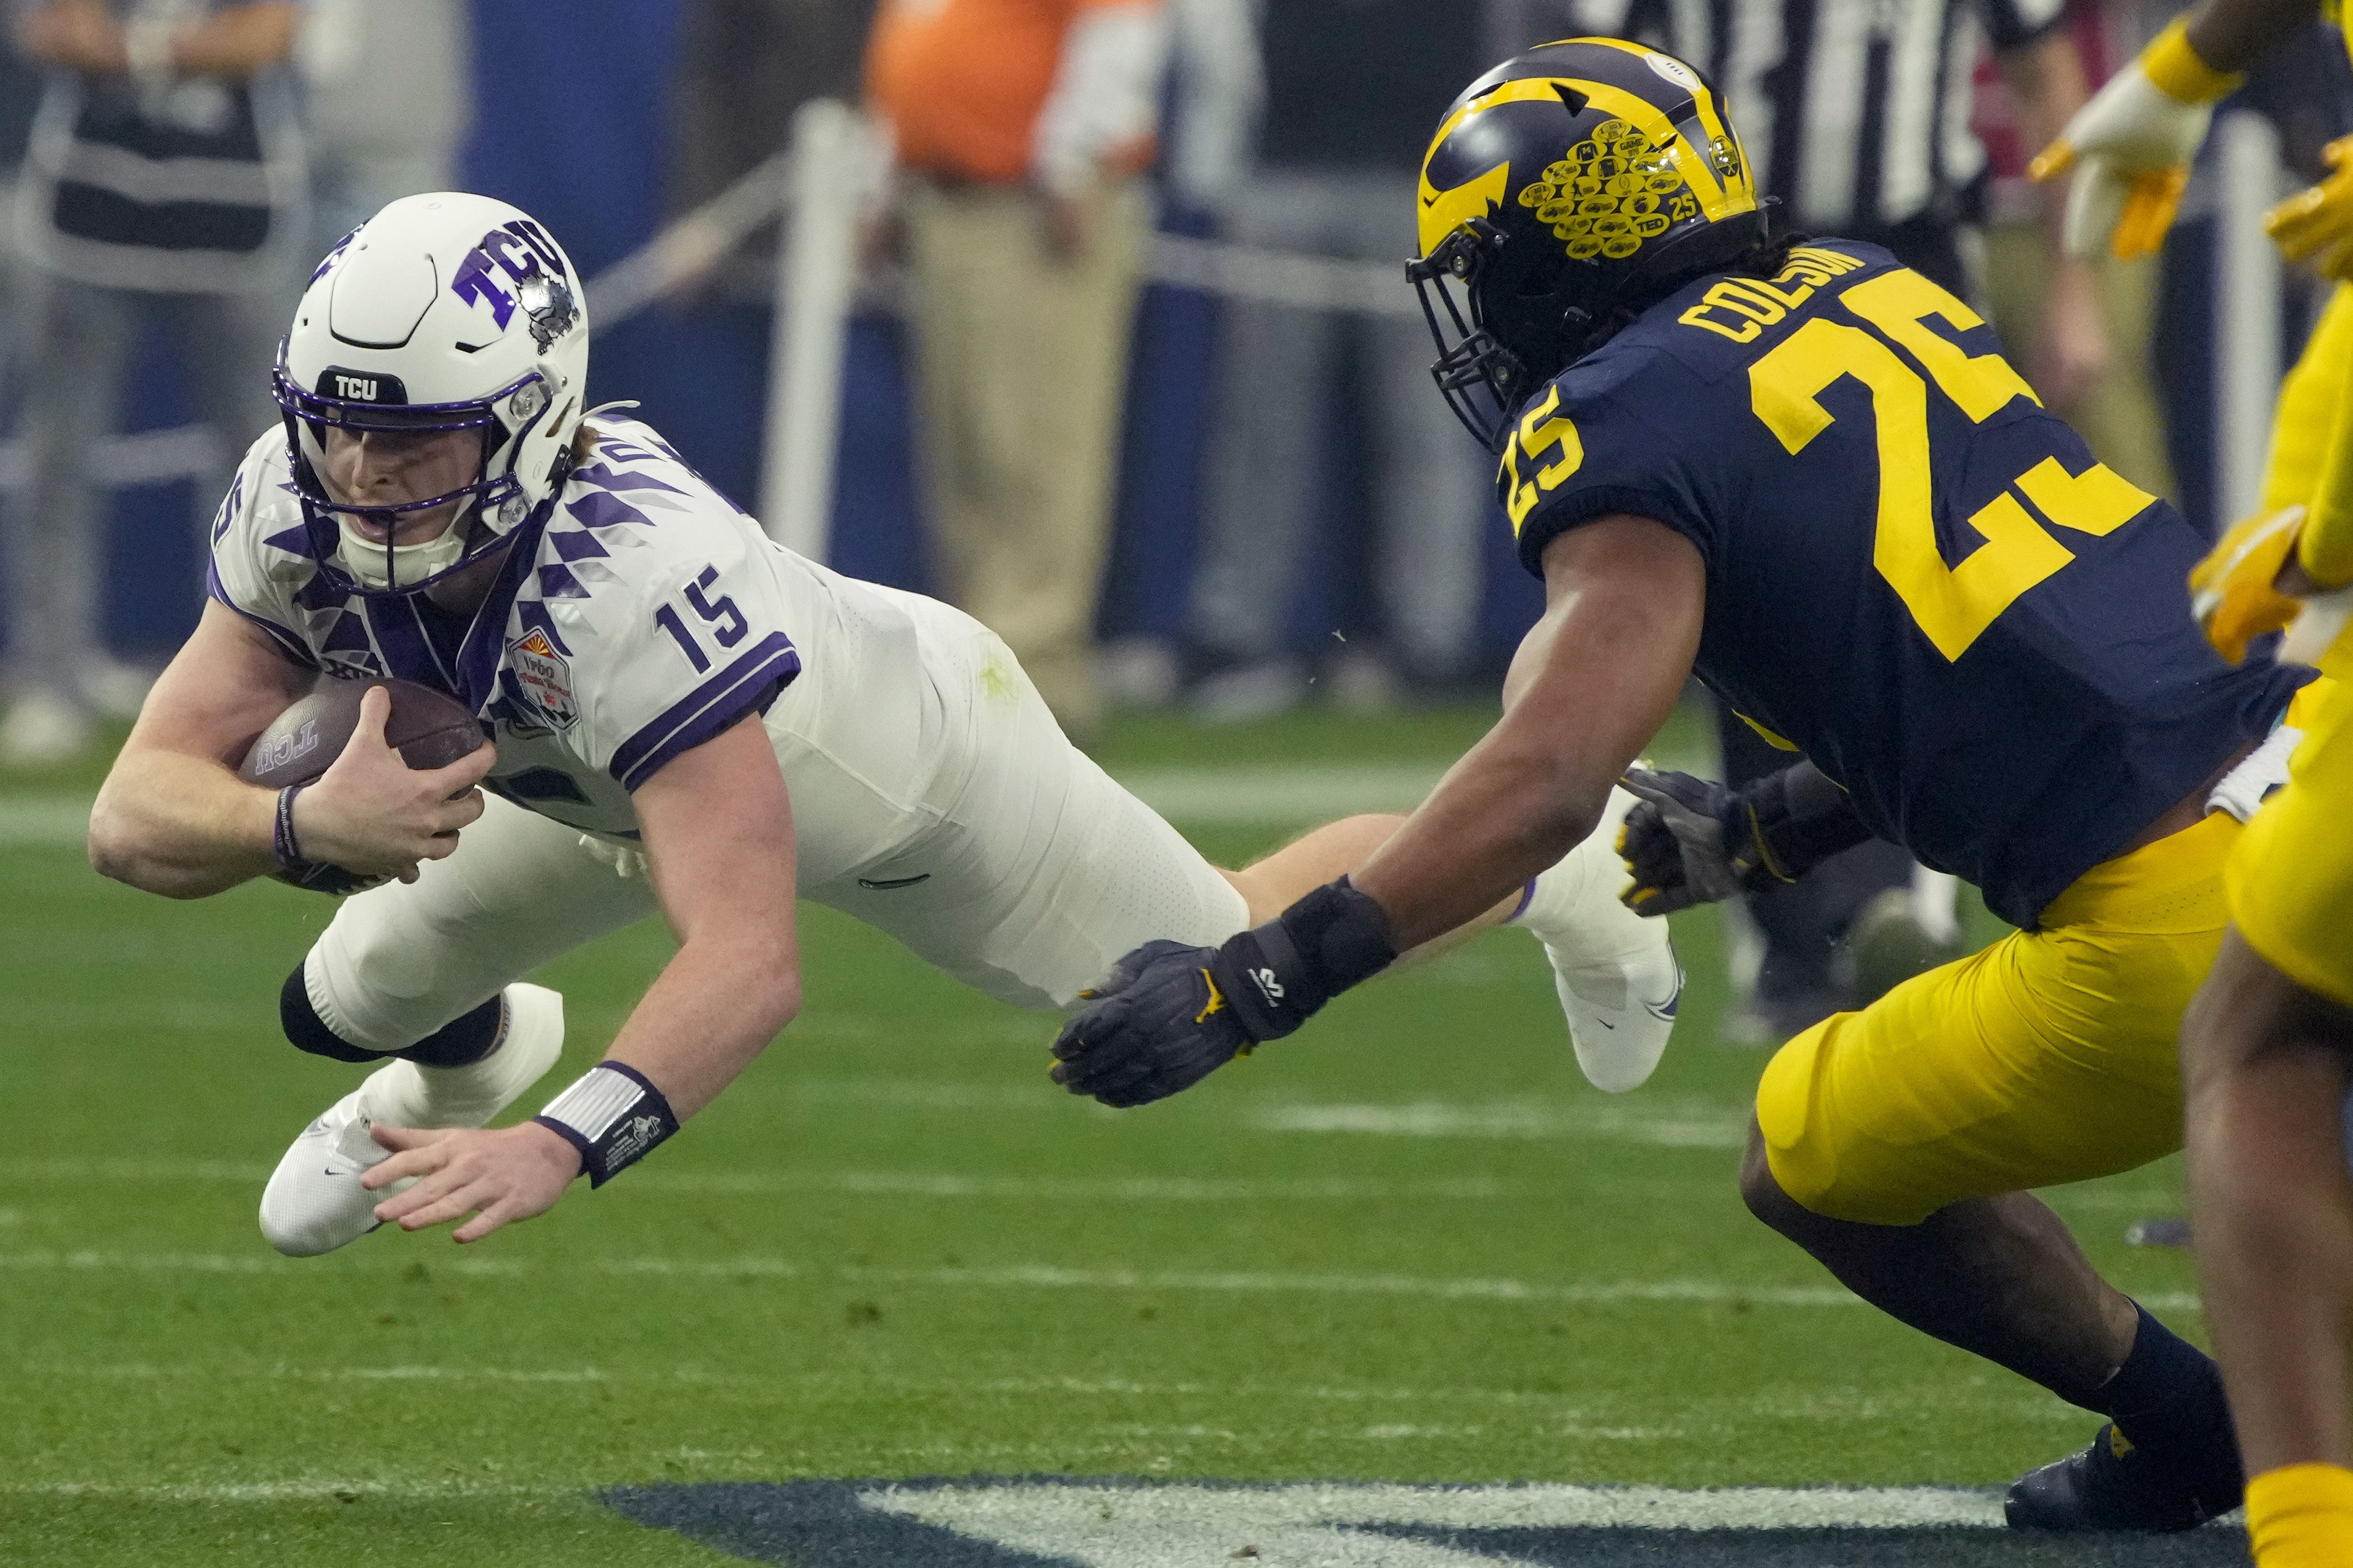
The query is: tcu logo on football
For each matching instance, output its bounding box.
[253,719,319,775]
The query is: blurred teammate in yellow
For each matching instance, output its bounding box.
[2037,2,2353,1561]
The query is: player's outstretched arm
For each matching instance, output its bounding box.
[2183,932,2353,1558]
[365,712,801,1242]
[1050,515,1703,1106]
[89,604,496,898]
[1353,515,1704,945]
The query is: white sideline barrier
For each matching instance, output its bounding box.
[760,99,865,561]
[2214,111,2286,526]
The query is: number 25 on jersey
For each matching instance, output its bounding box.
[1749,269,2155,661]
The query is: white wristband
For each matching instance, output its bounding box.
[531,1062,678,1186]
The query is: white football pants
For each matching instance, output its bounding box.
[301,617,1250,1055]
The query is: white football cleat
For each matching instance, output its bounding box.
[259,984,565,1257]
[1520,786,1685,1093]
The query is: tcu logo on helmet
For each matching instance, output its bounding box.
[449,219,573,338]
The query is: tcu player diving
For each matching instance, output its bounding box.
[85,193,1679,1258]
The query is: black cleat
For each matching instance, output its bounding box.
[2005,1421,2242,1532]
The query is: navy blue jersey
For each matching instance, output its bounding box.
[1503,241,2306,927]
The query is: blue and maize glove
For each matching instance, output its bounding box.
[1050,877,1397,1108]
[1618,760,1875,917]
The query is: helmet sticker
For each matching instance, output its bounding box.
[1516,118,1696,260]
[518,273,579,352]
[448,219,576,338]
[1645,52,1701,91]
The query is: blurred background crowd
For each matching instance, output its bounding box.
[2,0,2349,1035]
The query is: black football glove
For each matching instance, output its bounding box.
[1617,760,1875,917]
[1050,878,1397,1108]
[1048,940,1257,1107]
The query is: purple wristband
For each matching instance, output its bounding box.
[272,784,307,875]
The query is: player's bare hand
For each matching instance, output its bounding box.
[293,686,494,880]
[363,1121,581,1243]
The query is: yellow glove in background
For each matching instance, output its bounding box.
[2269,135,2353,280]
[2029,17,2242,260]
[2191,506,2309,664]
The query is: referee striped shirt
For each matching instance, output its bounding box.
[1487,0,2068,231]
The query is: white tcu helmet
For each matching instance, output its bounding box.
[274,192,589,594]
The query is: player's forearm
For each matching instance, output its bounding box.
[601,930,801,1121]
[164,1,297,76]
[2187,1051,2353,1474]
[1358,516,1700,949]
[2183,0,2318,75]
[87,748,277,898]
[1353,714,1607,951]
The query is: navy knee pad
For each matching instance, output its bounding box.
[279,964,503,1068]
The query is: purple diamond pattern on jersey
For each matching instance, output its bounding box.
[211,416,800,842]
[537,564,591,599]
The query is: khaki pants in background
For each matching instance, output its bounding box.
[1981,223,2177,505]
[900,176,1150,741]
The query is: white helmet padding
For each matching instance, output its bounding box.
[273,192,590,595]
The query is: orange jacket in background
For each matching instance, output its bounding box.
[866,0,1155,185]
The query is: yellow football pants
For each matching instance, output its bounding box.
[1757,811,2241,1225]
[2231,674,2353,1009]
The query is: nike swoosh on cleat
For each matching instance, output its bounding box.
[1596,1018,1616,1030]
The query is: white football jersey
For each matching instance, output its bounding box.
[210,416,963,881]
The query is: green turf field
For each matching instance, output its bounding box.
[0,704,2223,1565]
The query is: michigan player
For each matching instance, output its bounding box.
[2039,1,2353,1559]
[1045,40,2306,1531]
[85,192,1679,1256]
[2187,489,2353,1568]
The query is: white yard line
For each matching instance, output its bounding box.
[0,1246,2196,1312]
[0,795,91,848]
[0,1159,1516,1203]
[1114,764,1451,823]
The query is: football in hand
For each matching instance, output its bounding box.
[236,675,485,789]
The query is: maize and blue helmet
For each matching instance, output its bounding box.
[1409,39,1766,451]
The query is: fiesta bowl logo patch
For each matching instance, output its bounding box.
[511,628,577,728]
